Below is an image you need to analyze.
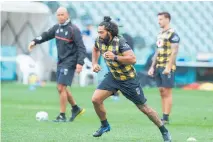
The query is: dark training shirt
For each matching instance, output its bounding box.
[33,21,86,68]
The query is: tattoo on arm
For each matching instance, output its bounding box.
[167,43,179,69]
[151,50,159,68]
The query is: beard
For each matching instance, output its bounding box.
[100,33,110,45]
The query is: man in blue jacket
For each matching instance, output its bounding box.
[28,7,86,122]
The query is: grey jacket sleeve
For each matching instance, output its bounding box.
[73,26,86,65]
[33,25,57,44]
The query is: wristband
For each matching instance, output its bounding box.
[114,55,118,61]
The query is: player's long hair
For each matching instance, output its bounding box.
[99,16,119,37]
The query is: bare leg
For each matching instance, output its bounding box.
[66,88,76,106]
[57,84,68,113]
[92,89,113,137]
[159,87,172,116]
[136,104,172,141]
[92,90,113,121]
[137,104,163,127]
[159,87,166,114]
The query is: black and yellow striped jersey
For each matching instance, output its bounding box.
[95,36,136,81]
[156,28,180,71]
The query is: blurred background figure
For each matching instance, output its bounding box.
[82,18,97,61]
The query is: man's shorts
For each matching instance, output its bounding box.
[56,67,75,86]
[155,67,175,88]
[97,73,147,105]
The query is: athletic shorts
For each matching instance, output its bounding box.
[97,73,147,105]
[155,67,175,88]
[56,67,75,86]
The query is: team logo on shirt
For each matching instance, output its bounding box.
[136,87,141,95]
[171,35,179,42]
[156,39,164,47]
[36,36,42,40]
[123,43,129,48]
[60,29,63,32]
[65,31,68,36]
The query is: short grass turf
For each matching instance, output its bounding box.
[1,83,213,142]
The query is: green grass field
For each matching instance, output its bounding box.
[1,83,213,142]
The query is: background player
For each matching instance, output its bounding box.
[148,12,180,124]
[28,7,86,122]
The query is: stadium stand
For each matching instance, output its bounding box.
[43,1,213,85]
[44,1,213,57]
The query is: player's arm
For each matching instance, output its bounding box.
[104,50,136,64]
[115,50,136,64]
[166,33,180,71]
[28,25,57,51]
[118,38,136,64]
[104,38,136,64]
[166,43,179,70]
[33,25,57,44]
[92,43,101,72]
[148,47,158,76]
[150,49,159,68]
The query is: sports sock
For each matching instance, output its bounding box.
[72,105,79,111]
[101,119,109,127]
[159,125,168,134]
[163,114,169,121]
[60,113,65,118]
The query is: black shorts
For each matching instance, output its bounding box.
[97,73,147,105]
[56,67,75,86]
[155,67,175,88]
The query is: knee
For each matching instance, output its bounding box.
[92,96,102,105]
[159,87,166,97]
[160,88,172,98]
[159,87,165,94]
[57,85,66,94]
